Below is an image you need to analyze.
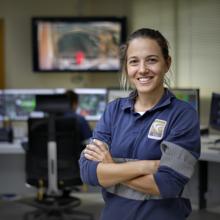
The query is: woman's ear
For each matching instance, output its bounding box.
[166,56,172,72]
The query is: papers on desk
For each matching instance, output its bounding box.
[201,134,220,145]
[201,136,220,161]
[0,140,24,154]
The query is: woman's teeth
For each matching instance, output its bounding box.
[138,77,151,82]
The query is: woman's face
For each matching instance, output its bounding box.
[126,37,170,95]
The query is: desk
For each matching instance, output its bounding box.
[0,141,29,194]
[0,140,24,154]
[200,144,220,162]
[198,143,220,210]
[0,140,220,208]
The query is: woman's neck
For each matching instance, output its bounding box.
[134,87,165,112]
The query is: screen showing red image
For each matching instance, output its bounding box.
[32,17,126,72]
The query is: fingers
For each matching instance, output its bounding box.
[83,142,106,161]
[92,139,109,151]
[83,139,112,163]
[86,143,103,155]
[84,147,102,161]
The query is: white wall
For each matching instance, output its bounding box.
[178,0,220,95]
[130,0,220,125]
[177,0,220,124]
[130,0,178,86]
[0,0,130,89]
[1,0,220,97]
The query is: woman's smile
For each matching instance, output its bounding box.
[137,76,154,84]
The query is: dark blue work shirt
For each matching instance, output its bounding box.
[79,89,201,220]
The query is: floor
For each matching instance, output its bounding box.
[1,193,220,220]
[0,193,104,220]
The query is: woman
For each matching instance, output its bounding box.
[79,28,200,220]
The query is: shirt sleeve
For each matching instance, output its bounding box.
[79,153,101,186]
[154,107,201,198]
[79,102,114,186]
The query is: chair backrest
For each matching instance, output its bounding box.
[26,115,83,190]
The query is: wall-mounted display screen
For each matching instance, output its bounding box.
[32,17,126,73]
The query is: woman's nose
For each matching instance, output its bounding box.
[139,62,149,73]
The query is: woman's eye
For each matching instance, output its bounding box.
[128,60,138,65]
[147,58,157,63]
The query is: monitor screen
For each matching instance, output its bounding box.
[74,88,107,121]
[171,88,200,115]
[107,88,132,103]
[32,17,127,72]
[209,92,220,131]
[35,94,72,113]
[2,89,54,120]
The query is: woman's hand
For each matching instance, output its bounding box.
[84,139,114,163]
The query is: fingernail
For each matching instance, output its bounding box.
[89,138,94,144]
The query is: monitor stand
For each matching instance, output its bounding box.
[46,115,60,196]
[47,140,59,195]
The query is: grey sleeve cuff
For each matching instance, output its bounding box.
[160,141,197,178]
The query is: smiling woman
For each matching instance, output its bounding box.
[79,28,201,220]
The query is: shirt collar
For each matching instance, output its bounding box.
[121,90,136,111]
[121,88,175,112]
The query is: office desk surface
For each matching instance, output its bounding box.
[0,140,24,154]
[0,138,220,207]
[200,143,220,162]
[1,139,220,162]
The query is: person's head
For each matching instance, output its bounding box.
[120,28,171,94]
[65,90,79,112]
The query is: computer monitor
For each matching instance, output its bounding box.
[171,88,200,116]
[209,92,220,131]
[107,88,132,103]
[2,89,54,120]
[35,94,72,114]
[74,88,107,121]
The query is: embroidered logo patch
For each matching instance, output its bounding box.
[148,119,167,140]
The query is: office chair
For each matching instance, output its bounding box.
[22,94,94,220]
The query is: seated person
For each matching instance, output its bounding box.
[65,90,92,145]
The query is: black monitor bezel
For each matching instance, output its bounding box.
[209,92,220,131]
[32,16,127,73]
